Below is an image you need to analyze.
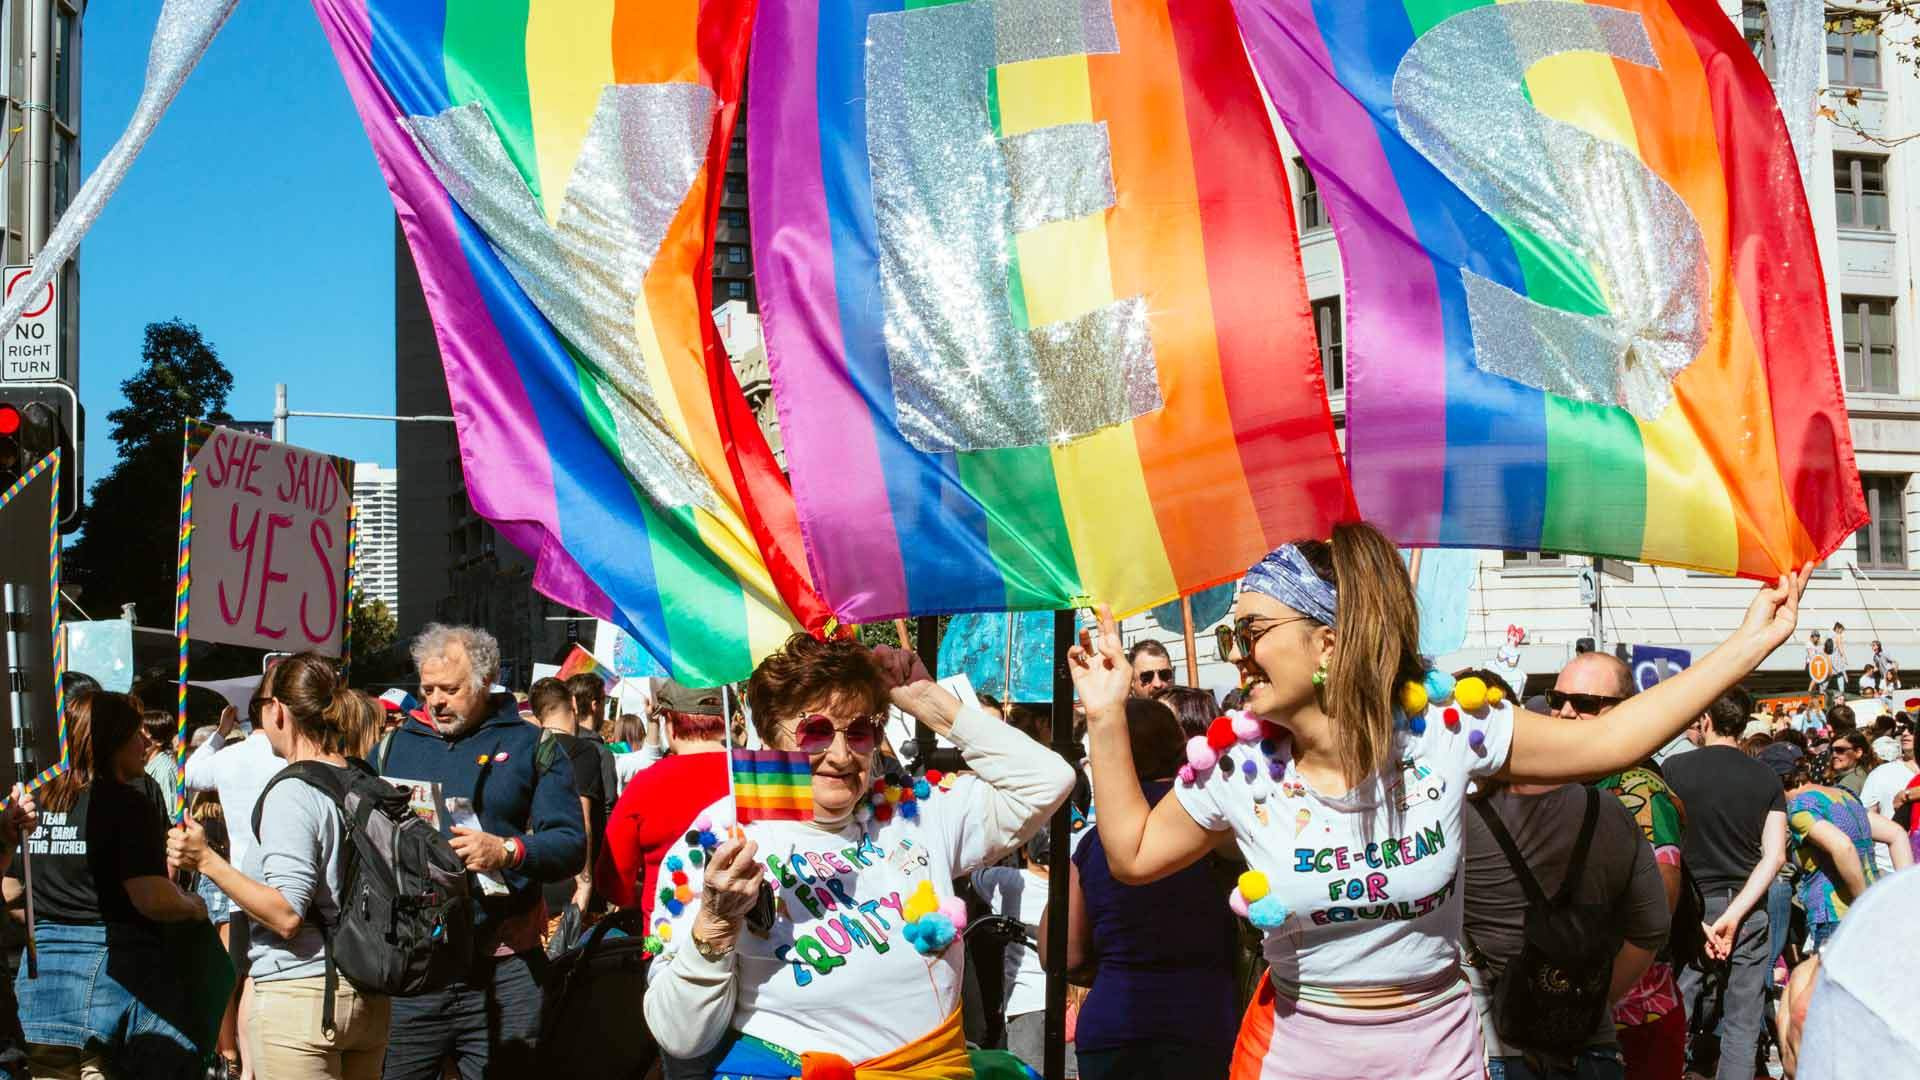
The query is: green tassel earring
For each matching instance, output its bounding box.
[1311,663,1328,686]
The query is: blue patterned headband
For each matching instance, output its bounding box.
[1242,544,1337,627]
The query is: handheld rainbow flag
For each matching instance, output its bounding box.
[1231,0,1865,577]
[730,750,812,823]
[749,0,1354,623]
[312,0,829,686]
[555,644,618,689]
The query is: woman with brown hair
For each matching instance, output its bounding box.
[4,691,209,1078]
[167,653,391,1079]
[645,634,1075,1077]
[1071,522,1811,1080]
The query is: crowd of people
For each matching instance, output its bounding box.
[0,522,1911,1079]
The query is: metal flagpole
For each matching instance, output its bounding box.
[1043,609,1075,1080]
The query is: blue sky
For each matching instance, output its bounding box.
[79,2,397,480]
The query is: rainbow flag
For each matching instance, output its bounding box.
[749,0,1354,622]
[1231,0,1865,577]
[730,749,812,823]
[555,644,618,688]
[313,0,829,686]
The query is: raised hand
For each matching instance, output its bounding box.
[167,817,210,873]
[1068,605,1132,725]
[2,784,37,847]
[1738,564,1813,658]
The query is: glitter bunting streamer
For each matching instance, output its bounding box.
[172,463,195,822]
[750,0,1353,623]
[1229,0,1864,577]
[312,0,830,687]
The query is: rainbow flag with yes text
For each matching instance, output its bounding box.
[313,0,828,686]
[1231,0,1865,576]
[750,0,1354,623]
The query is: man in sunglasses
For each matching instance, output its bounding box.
[1127,639,1176,701]
[1551,652,1694,1080]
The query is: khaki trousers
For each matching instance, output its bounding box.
[25,1044,107,1080]
[243,976,391,1080]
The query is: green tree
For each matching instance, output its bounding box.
[66,320,232,626]
[349,596,398,663]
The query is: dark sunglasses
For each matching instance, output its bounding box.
[1136,669,1174,686]
[790,714,881,755]
[1544,690,1624,715]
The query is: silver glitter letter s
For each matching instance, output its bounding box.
[866,0,1161,454]
[405,85,718,512]
[1393,2,1710,421]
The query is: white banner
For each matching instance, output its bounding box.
[186,425,352,655]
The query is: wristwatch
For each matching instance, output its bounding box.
[502,836,524,868]
[692,927,735,962]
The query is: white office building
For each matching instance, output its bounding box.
[1124,3,1920,703]
[352,462,400,619]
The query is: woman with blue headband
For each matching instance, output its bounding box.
[1070,522,1810,1080]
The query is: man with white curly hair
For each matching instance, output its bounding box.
[378,624,586,1079]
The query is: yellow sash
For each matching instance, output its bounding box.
[796,1006,971,1080]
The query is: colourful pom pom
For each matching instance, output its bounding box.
[1268,759,1284,780]
[1228,889,1251,918]
[1442,707,1460,729]
[670,870,689,887]
[913,779,932,799]
[658,886,675,904]
[1409,714,1428,736]
[1468,728,1487,752]
[1186,736,1218,772]
[684,830,701,846]
[903,921,926,946]
[1248,896,1290,931]
[901,800,919,821]
[937,897,969,931]
[1260,738,1276,756]
[664,898,685,918]
[886,785,904,803]
[655,920,673,941]
[1237,870,1271,902]
[924,770,944,785]
[1206,716,1237,751]
[697,831,719,849]
[1423,670,1456,705]
[872,777,887,793]
[664,855,684,873]
[1219,755,1234,775]
[1231,712,1264,743]
[692,813,713,832]
[1241,758,1258,780]
[875,803,895,823]
[938,773,956,790]
[688,849,705,867]
[1400,681,1429,714]
[1487,687,1506,707]
[674,884,693,904]
[642,934,664,955]
[1453,676,1487,712]
[910,913,957,954]
[1177,764,1196,785]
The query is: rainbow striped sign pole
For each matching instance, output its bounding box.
[1,450,66,794]
[171,462,196,823]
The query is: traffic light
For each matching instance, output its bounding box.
[0,383,81,529]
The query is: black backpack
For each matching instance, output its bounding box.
[1470,789,1621,1055]
[252,760,474,1034]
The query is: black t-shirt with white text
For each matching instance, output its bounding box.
[7,779,169,928]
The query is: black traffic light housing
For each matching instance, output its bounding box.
[0,383,81,529]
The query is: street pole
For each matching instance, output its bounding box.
[24,0,53,255]
[274,382,288,442]
[272,382,453,443]
[1043,609,1075,1080]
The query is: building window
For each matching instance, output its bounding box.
[1833,153,1888,230]
[51,133,73,225]
[1503,551,1569,568]
[1296,157,1326,232]
[727,209,747,228]
[1855,474,1908,569]
[1744,2,1774,75]
[1828,18,1880,87]
[53,7,75,125]
[1841,295,1897,394]
[727,245,748,264]
[1312,297,1343,393]
[725,174,747,194]
[728,281,747,299]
